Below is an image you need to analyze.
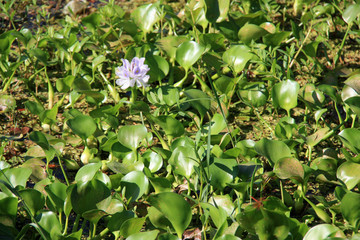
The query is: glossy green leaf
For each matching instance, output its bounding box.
[156,36,188,61]
[263,31,291,47]
[82,13,103,31]
[210,194,236,216]
[45,182,67,213]
[120,217,146,238]
[169,146,199,178]
[36,211,62,240]
[0,167,32,192]
[146,54,170,83]
[151,115,184,140]
[199,33,226,51]
[239,82,269,107]
[201,202,228,229]
[117,125,147,151]
[203,113,227,135]
[126,230,159,240]
[158,233,181,240]
[176,41,205,71]
[107,211,135,236]
[337,161,360,190]
[204,0,220,23]
[237,207,290,240]
[121,171,149,202]
[142,150,163,173]
[238,23,268,44]
[82,209,107,224]
[149,192,192,238]
[70,179,111,215]
[222,45,254,74]
[24,101,45,116]
[75,162,102,183]
[343,3,360,24]
[216,235,241,240]
[149,177,172,193]
[341,192,360,229]
[255,138,292,166]
[67,115,97,140]
[184,89,211,121]
[274,157,304,183]
[131,3,161,33]
[56,75,75,93]
[338,128,360,154]
[214,75,237,95]
[209,157,238,190]
[272,79,300,112]
[148,206,172,230]
[303,224,344,240]
[0,196,18,217]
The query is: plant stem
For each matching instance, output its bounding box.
[72,214,81,233]
[130,86,138,103]
[334,23,351,67]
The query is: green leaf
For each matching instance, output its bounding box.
[156,36,188,61]
[169,146,199,178]
[56,75,75,93]
[70,179,111,215]
[45,182,67,213]
[238,23,269,44]
[67,115,97,140]
[209,157,238,190]
[75,162,102,183]
[200,202,227,229]
[274,157,304,184]
[341,192,360,229]
[82,13,103,31]
[121,171,149,202]
[238,82,269,107]
[142,150,163,173]
[0,167,32,191]
[19,189,45,216]
[222,45,255,74]
[176,41,205,71]
[204,0,220,23]
[343,3,360,24]
[117,125,147,151]
[255,138,292,166]
[272,79,300,113]
[146,54,170,83]
[150,115,184,140]
[120,217,146,238]
[107,211,135,236]
[131,3,161,33]
[36,211,62,240]
[149,192,192,238]
[126,230,159,240]
[337,161,360,190]
[338,128,360,154]
[184,89,211,121]
[303,224,344,240]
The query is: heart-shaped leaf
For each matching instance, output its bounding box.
[75,162,102,183]
[274,157,304,184]
[131,3,161,33]
[36,211,62,240]
[341,192,360,230]
[126,230,159,240]
[176,41,205,71]
[117,125,147,151]
[238,82,269,107]
[255,138,292,166]
[222,45,255,74]
[238,23,269,44]
[337,161,360,190]
[184,89,211,121]
[272,80,300,113]
[303,224,344,240]
[209,157,239,190]
[338,128,360,154]
[70,179,111,215]
[67,115,97,140]
[149,192,192,238]
[169,146,199,178]
[121,171,149,202]
[45,182,67,213]
[343,3,360,24]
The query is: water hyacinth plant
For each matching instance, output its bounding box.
[116,57,150,103]
[3,0,360,239]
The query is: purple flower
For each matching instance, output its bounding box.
[115,57,150,90]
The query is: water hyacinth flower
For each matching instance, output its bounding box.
[115,57,150,90]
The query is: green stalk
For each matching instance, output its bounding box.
[130,86,138,104]
[2,64,19,93]
[334,24,351,67]
[174,69,188,88]
[44,68,54,109]
[72,214,81,233]
[99,70,120,103]
[55,152,70,186]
